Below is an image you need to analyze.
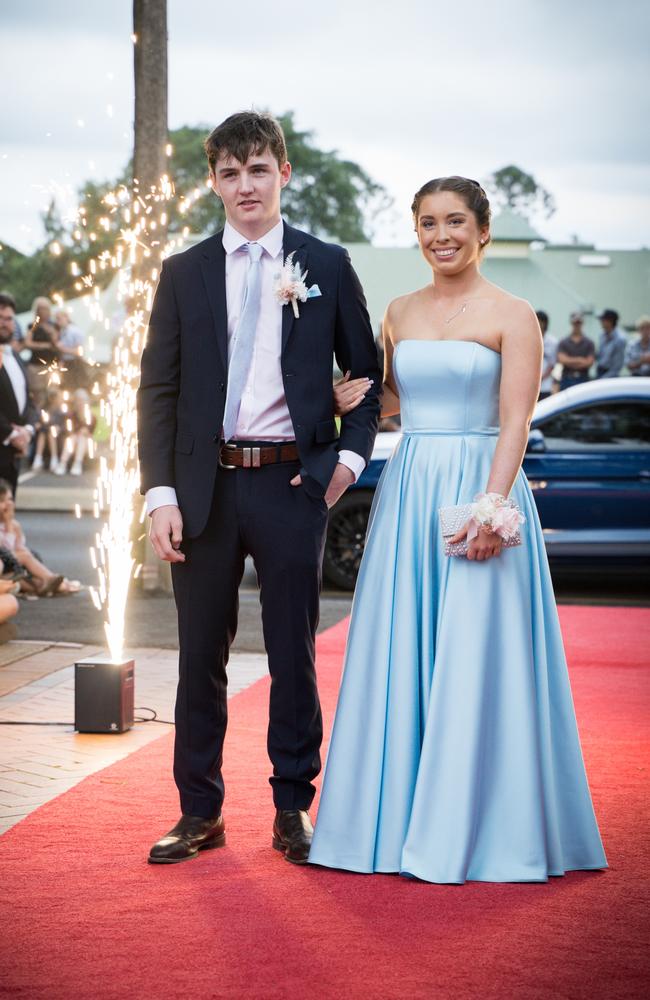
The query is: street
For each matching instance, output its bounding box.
[11,507,649,655]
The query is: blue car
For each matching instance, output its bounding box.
[323,377,650,589]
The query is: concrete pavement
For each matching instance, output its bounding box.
[0,641,269,836]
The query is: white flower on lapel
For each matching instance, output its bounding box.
[273,251,320,318]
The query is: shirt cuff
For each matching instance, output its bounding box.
[337,450,365,483]
[145,486,179,515]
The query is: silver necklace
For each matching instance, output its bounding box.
[445,301,468,325]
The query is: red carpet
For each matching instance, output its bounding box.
[1,605,648,1000]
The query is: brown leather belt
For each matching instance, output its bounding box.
[219,442,299,469]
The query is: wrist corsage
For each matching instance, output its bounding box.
[467,493,525,542]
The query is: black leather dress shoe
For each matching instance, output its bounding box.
[148,814,226,864]
[272,808,313,864]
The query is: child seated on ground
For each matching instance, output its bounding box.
[0,480,79,596]
[0,558,20,643]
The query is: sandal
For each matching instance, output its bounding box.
[40,574,65,597]
[18,577,42,597]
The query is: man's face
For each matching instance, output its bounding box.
[209,148,291,236]
[0,306,15,344]
[600,318,614,334]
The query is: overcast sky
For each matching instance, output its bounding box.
[2,0,649,253]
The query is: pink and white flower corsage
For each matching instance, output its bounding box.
[467,492,525,541]
[273,252,321,318]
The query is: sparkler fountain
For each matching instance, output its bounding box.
[71,171,203,731]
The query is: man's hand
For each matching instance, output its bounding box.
[290,463,355,509]
[149,505,186,563]
[10,425,31,455]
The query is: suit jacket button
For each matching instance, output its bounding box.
[213,434,220,444]
[219,381,225,391]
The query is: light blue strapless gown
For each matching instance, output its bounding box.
[310,340,607,883]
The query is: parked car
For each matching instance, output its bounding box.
[323,377,650,590]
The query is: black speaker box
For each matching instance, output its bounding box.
[74,657,134,733]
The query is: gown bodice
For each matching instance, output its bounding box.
[394,339,501,435]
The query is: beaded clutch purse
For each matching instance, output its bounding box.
[439,503,522,557]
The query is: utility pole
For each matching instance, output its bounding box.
[133,0,168,199]
[132,0,171,593]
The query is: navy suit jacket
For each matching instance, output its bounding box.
[137,222,381,538]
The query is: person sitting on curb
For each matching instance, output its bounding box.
[0,479,79,596]
[0,559,19,643]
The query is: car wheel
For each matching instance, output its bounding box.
[323,490,373,591]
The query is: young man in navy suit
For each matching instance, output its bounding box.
[138,112,380,865]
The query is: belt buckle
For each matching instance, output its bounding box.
[242,446,261,468]
[219,442,237,470]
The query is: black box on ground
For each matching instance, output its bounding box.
[74,657,134,733]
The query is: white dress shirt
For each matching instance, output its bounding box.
[1,345,31,446]
[146,220,364,514]
[1,345,27,413]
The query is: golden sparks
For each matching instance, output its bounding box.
[50,172,197,661]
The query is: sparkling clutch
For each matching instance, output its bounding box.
[439,503,522,557]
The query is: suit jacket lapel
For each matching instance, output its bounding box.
[199,232,228,371]
[281,222,308,354]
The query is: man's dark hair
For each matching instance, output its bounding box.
[536,310,549,328]
[0,292,16,312]
[600,308,619,326]
[204,111,287,172]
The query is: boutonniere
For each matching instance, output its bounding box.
[273,251,322,318]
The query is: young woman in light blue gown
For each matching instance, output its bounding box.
[309,177,607,884]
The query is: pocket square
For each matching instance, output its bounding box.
[306,284,322,299]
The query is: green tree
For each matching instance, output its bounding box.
[0,202,79,313]
[485,165,556,219]
[0,114,391,310]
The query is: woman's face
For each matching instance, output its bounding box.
[416,191,488,276]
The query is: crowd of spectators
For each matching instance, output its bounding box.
[0,290,90,639]
[535,308,650,399]
[5,293,97,476]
